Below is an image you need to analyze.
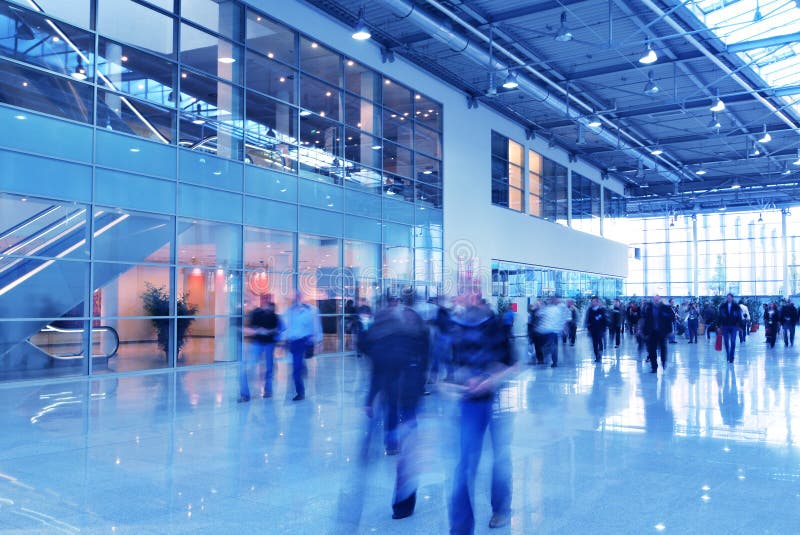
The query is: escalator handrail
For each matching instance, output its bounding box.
[38,324,120,359]
[0,207,86,259]
[0,205,61,250]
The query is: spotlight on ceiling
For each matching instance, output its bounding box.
[554,11,573,42]
[643,70,659,96]
[709,90,725,112]
[758,213,764,223]
[758,124,772,144]
[502,71,519,89]
[351,7,371,41]
[639,40,658,64]
[696,168,707,176]
[587,115,602,129]
[731,179,741,189]
[708,113,721,130]
[650,145,664,156]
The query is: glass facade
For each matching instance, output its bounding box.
[491,131,523,211]
[623,208,800,298]
[0,0,443,381]
[491,260,623,300]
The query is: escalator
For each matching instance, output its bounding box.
[0,206,175,370]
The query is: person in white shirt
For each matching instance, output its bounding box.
[738,300,750,343]
[535,297,569,368]
[282,291,323,401]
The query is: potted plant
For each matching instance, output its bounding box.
[141,283,198,360]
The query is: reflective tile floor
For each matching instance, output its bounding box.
[1,332,799,534]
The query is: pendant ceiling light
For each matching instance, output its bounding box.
[352,7,371,41]
[639,40,658,64]
[554,11,573,42]
[643,70,659,96]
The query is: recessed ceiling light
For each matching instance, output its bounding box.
[218,57,236,64]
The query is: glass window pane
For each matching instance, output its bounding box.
[179,315,241,366]
[345,94,380,135]
[93,207,172,264]
[181,0,242,40]
[244,92,298,173]
[383,108,413,148]
[383,141,413,179]
[98,89,175,143]
[298,113,341,183]
[415,154,441,186]
[244,227,294,272]
[0,318,88,380]
[0,60,93,124]
[94,263,172,318]
[177,73,243,159]
[245,271,293,313]
[180,23,241,83]
[509,140,523,166]
[382,77,412,115]
[509,164,523,189]
[299,234,341,312]
[246,53,296,103]
[97,38,177,109]
[300,37,340,86]
[177,267,241,317]
[414,123,441,158]
[0,194,89,260]
[8,0,91,29]
[0,258,88,321]
[414,93,441,131]
[345,59,380,102]
[300,75,340,121]
[245,11,296,66]
[177,218,241,268]
[98,0,175,57]
[510,187,523,212]
[0,7,94,78]
[92,317,170,373]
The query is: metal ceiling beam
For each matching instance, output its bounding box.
[567,50,705,81]
[726,31,800,53]
[484,0,595,25]
[373,0,684,183]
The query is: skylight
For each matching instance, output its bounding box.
[684,0,800,112]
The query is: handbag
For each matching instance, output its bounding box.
[714,329,723,351]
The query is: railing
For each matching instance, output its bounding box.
[30,325,119,360]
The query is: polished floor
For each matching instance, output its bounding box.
[1,330,799,534]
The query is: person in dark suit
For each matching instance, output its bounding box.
[585,296,608,363]
[639,294,674,373]
[718,293,743,363]
[780,300,798,347]
[609,299,623,348]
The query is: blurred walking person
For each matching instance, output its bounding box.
[449,301,518,534]
[283,291,323,401]
[239,301,282,402]
[536,297,568,368]
[718,293,742,363]
[685,302,699,344]
[359,299,429,519]
[640,294,674,373]
[564,299,579,346]
[780,299,798,347]
[738,299,750,343]
[585,297,608,363]
[609,299,623,348]
[765,302,780,348]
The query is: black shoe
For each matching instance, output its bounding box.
[292,394,305,401]
[651,368,657,373]
[392,492,416,519]
[595,357,601,363]
[237,396,250,403]
[262,392,272,399]
[489,513,510,529]
[551,363,558,368]
[385,447,400,456]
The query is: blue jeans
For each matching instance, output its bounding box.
[687,319,698,343]
[450,397,512,535]
[722,326,738,360]
[239,341,275,399]
[289,338,309,397]
[542,332,558,365]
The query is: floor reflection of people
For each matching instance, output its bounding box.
[718,366,743,427]
[587,363,609,425]
[643,374,674,437]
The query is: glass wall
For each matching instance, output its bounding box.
[622,208,797,298]
[0,0,443,382]
[541,158,569,226]
[491,260,623,300]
